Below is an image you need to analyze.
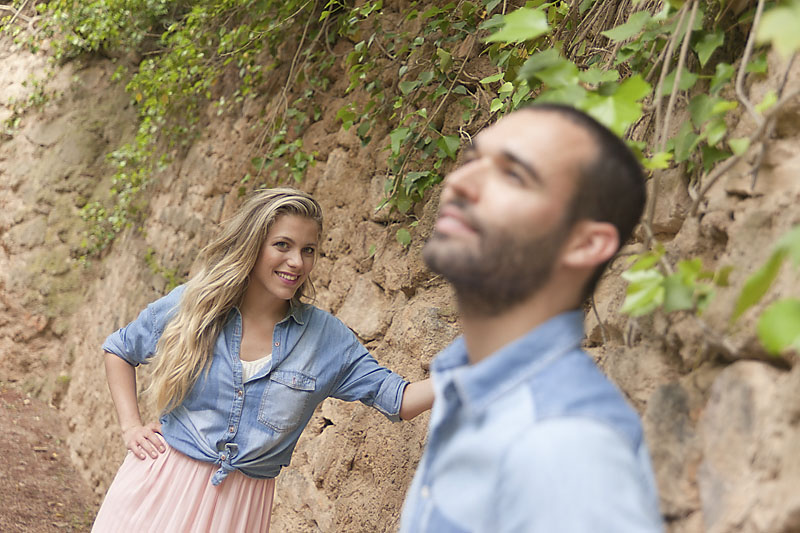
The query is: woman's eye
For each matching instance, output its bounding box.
[274,241,289,249]
[302,247,316,255]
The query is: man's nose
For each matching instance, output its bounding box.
[443,158,484,202]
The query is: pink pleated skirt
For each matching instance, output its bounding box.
[92,436,275,533]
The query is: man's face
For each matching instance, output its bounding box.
[423,109,597,315]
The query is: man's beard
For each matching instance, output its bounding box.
[423,206,572,317]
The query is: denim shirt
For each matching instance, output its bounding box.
[102,285,408,485]
[400,311,663,533]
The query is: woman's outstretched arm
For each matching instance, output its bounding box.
[399,378,434,420]
[104,351,165,459]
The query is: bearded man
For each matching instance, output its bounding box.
[400,104,664,532]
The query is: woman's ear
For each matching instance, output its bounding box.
[560,221,619,269]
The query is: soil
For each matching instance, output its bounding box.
[0,384,97,532]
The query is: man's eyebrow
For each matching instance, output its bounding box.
[501,149,543,185]
[468,139,543,184]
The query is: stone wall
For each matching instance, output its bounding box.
[1,29,800,533]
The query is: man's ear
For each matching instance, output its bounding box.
[560,221,619,269]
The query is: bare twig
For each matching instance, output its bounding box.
[591,295,610,345]
[735,0,767,126]
[3,0,31,28]
[660,0,698,151]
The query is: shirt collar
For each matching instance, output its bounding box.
[433,310,585,414]
[231,301,307,325]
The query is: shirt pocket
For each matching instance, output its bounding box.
[258,370,317,432]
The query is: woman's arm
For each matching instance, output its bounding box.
[399,378,434,420]
[104,351,165,459]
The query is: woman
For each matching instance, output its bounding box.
[92,188,433,532]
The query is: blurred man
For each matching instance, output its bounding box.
[400,104,663,532]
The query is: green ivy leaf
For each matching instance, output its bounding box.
[756,0,800,58]
[663,273,695,313]
[484,7,550,43]
[661,67,698,96]
[396,228,412,247]
[390,127,410,154]
[757,299,800,355]
[701,145,731,173]
[582,74,651,136]
[437,135,460,160]
[746,51,768,74]
[673,121,699,163]
[710,63,735,95]
[578,68,620,85]
[728,137,750,156]
[517,49,563,81]
[642,151,673,170]
[704,117,728,146]
[399,80,421,95]
[733,249,787,321]
[621,269,666,317]
[601,11,651,42]
[480,72,505,84]
[776,225,800,266]
[535,60,579,88]
[755,89,778,114]
[693,30,724,67]
[437,48,453,72]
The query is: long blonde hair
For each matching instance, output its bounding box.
[148,188,323,414]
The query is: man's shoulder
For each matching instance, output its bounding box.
[521,348,644,451]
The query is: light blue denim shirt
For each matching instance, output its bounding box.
[400,311,663,533]
[102,285,408,485]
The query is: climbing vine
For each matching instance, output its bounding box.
[2,0,799,353]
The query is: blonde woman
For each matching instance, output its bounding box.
[92,188,433,532]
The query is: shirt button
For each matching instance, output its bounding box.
[421,486,430,499]
[220,454,227,461]
[229,425,235,433]
[274,341,280,347]
[237,389,243,398]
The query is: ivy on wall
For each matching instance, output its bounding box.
[2,0,799,355]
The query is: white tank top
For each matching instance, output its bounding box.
[241,353,272,381]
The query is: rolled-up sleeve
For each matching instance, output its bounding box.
[330,335,409,422]
[101,286,184,366]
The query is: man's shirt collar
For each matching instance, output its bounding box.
[433,310,585,414]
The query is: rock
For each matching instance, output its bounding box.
[337,277,391,341]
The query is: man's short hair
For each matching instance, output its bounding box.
[525,103,647,300]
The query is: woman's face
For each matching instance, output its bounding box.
[249,214,319,303]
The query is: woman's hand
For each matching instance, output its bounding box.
[122,420,165,460]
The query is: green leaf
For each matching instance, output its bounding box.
[728,137,750,156]
[642,151,673,170]
[485,7,550,43]
[582,74,651,136]
[535,60,579,88]
[710,63,735,95]
[399,80,421,95]
[517,49,563,81]
[396,228,412,247]
[437,48,453,72]
[663,273,695,313]
[733,249,787,321]
[704,117,727,146]
[701,145,731,173]
[390,127,410,154]
[757,299,800,355]
[480,72,505,84]
[673,121,699,163]
[756,0,800,58]
[621,269,666,317]
[579,68,620,85]
[746,51,768,74]
[601,11,651,42]
[776,225,800,266]
[490,98,504,112]
[661,67,698,96]
[437,135,460,160]
[755,89,778,114]
[693,30,724,67]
